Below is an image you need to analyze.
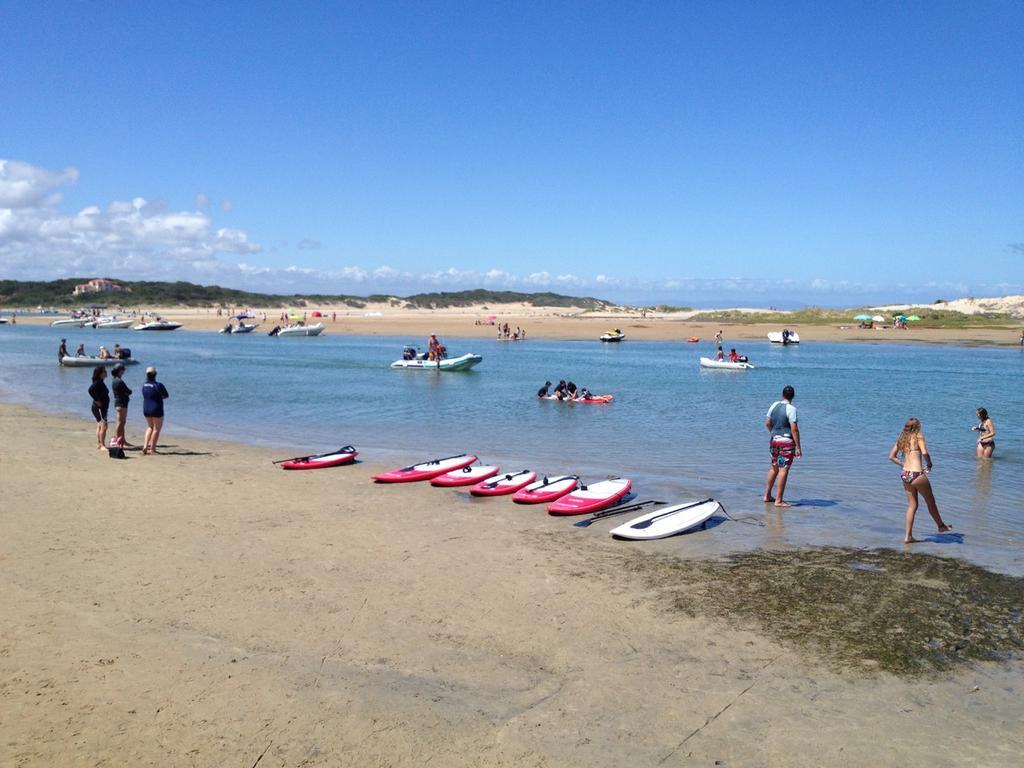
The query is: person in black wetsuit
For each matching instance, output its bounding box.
[58,339,68,363]
[537,381,552,397]
[141,366,170,455]
[110,363,133,447]
[88,366,110,450]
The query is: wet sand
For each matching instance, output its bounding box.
[1,404,1022,766]
[11,304,1024,346]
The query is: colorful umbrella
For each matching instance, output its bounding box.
[907,315,921,321]
[853,313,871,321]
[872,315,885,322]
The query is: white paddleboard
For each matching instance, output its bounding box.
[610,500,721,540]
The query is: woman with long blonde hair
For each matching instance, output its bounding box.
[889,418,953,543]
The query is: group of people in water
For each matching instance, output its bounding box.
[58,339,131,362]
[497,323,525,340]
[536,380,595,401]
[762,383,998,544]
[88,364,169,455]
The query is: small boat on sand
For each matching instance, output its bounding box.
[134,320,182,331]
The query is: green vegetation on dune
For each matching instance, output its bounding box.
[0,280,609,311]
[691,306,1018,328]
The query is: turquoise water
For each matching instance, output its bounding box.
[2,324,1022,574]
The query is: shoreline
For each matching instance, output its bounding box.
[2,403,1022,765]
[7,306,1024,347]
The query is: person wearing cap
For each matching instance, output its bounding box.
[98,345,111,360]
[141,366,169,455]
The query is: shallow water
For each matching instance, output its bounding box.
[2,324,1022,575]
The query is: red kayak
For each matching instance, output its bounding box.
[279,446,358,470]
[548,478,632,515]
[431,465,500,487]
[373,454,477,483]
[470,470,538,496]
[512,475,579,504]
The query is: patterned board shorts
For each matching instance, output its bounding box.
[770,438,796,468]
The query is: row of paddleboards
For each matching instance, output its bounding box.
[274,449,723,539]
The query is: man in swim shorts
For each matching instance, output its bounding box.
[763,385,802,507]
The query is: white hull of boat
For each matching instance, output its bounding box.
[391,353,483,371]
[51,318,93,328]
[276,323,324,337]
[768,331,800,344]
[700,357,754,370]
[134,321,182,331]
[599,333,625,342]
[94,319,133,329]
[60,356,139,367]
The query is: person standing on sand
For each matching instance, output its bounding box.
[141,366,169,455]
[88,366,110,450]
[763,385,801,507]
[973,408,996,459]
[110,363,133,446]
[888,418,953,543]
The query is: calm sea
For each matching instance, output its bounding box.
[2,323,1021,575]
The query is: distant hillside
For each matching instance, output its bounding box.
[0,279,611,310]
[402,290,612,309]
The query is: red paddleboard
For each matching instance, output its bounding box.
[548,478,632,515]
[470,470,537,496]
[542,394,614,404]
[279,447,358,470]
[512,475,579,504]
[373,454,477,483]
[431,465,500,487]
[687,337,700,343]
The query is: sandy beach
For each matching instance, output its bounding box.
[11,303,1024,347]
[2,403,1021,767]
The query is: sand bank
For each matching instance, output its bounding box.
[1,404,1022,766]
[12,303,1024,347]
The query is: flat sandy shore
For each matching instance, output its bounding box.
[2,404,1022,767]
[11,305,1024,346]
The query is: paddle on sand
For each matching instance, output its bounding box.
[628,498,715,530]
[273,445,355,465]
[573,499,664,528]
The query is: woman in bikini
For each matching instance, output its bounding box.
[888,418,953,543]
[973,407,996,459]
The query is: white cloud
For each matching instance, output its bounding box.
[0,159,261,280]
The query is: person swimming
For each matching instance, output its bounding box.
[537,380,552,397]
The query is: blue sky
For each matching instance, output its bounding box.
[1,1,1021,306]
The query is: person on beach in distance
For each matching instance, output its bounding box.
[889,418,953,543]
[110,363,132,447]
[142,366,169,455]
[973,407,996,458]
[763,385,801,507]
[88,366,110,450]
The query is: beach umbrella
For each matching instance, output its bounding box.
[853,313,871,321]
[872,315,885,322]
[907,315,921,321]
[311,310,322,317]
[894,314,906,320]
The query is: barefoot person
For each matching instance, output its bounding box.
[110,363,133,447]
[888,418,953,543]
[88,366,110,450]
[763,385,801,507]
[141,366,169,455]
[973,407,996,459]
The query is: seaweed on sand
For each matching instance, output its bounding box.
[620,547,1023,676]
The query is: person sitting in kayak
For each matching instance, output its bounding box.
[537,381,552,397]
[715,346,725,361]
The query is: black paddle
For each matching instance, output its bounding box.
[273,445,355,465]
[627,498,715,530]
[480,469,532,489]
[399,453,466,471]
[573,500,664,528]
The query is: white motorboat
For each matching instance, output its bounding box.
[768,330,800,344]
[391,351,482,371]
[134,320,182,331]
[219,321,260,334]
[700,356,754,370]
[599,330,626,342]
[60,356,139,367]
[51,316,94,328]
[94,317,134,329]
[272,323,324,337]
